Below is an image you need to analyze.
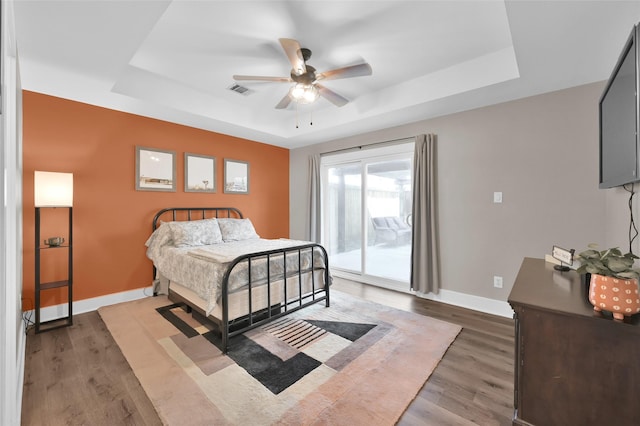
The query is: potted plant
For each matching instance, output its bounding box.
[575,247,640,320]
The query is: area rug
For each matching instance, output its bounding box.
[98,291,461,425]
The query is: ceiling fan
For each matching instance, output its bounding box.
[233,38,372,109]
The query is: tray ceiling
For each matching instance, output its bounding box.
[13,1,640,148]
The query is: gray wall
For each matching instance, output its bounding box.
[290,81,636,301]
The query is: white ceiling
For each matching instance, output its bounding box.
[12,1,640,149]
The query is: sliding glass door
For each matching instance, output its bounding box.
[321,142,413,289]
[364,158,413,282]
[325,163,362,273]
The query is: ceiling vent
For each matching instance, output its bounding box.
[227,83,254,96]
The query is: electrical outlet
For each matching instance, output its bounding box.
[493,276,503,288]
[493,192,503,203]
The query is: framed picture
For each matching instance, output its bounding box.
[135,146,176,192]
[224,159,249,194]
[185,153,216,193]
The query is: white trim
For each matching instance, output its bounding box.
[334,269,411,293]
[32,280,515,325]
[415,288,514,318]
[28,287,154,323]
[320,140,414,165]
[1,2,24,424]
[335,270,514,318]
[323,195,514,317]
[16,321,26,414]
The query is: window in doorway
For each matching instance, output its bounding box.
[321,141,413,289]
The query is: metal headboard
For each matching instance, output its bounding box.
[150,207,243,295]
[152,207,243,231]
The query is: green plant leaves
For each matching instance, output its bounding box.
[575,247,640,280]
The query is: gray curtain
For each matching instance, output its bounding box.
[308,154,321,243]
[411,134,440,294]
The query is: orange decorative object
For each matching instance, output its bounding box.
[589,274,640,320]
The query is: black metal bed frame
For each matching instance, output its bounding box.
[151,207,330,353]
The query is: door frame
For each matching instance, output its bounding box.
[320,141,414,290]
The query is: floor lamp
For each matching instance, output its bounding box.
[34,171,74,333]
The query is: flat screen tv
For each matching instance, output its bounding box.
[599,23,640,189]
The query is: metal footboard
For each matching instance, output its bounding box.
[220,243,330,353]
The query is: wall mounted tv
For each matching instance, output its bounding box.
[599,23,640,189]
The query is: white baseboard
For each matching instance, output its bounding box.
[16,317,26,425]
[27,282,515,324]
[415,288,514,318]
[28,286,154,323]
[333,270,514,319]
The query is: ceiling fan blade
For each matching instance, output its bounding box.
[275,93,292,109]
[317,63,372,81]
[316,84,349,107]
[233,75,292,83]
[279,38,306,76]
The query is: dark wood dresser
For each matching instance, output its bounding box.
[508,257,640,426]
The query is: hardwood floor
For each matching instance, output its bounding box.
[21,279,515,425]
[333,279,515,426]
[21,309,162,426]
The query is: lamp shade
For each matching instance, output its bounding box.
[34,171,73,207]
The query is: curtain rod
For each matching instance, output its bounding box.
[320,136,415,157]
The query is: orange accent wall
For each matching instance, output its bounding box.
[22,91,289,309]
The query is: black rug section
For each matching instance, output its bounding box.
[227,335,321,395]
[305,320,376,342]
[156,304,199,338]
[199,329,321,394]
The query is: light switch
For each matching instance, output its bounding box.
[493,192,503,203]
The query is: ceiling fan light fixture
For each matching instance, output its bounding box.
[234,38,371,110]
[289,83,319,104]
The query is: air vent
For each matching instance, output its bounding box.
[227,83,254,96]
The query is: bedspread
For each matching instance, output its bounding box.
[147,238,326,315]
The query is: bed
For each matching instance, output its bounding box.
[145,207,330,353]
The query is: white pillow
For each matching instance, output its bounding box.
[217,218,260,242]
[145,222,173,248]
[168,218,223,247]
[145,222,175,262]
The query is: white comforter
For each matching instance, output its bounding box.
[146,235,325,315]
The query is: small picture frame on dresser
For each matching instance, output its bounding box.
[552,245,574,272]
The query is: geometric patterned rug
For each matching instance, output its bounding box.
[99,290,461,425]
[157,303,381,395]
